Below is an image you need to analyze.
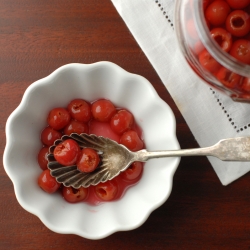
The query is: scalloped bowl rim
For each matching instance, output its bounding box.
[3,62,180,239]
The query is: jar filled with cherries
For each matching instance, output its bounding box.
[175,0,250,102]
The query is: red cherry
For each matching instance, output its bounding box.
[110,109,134,135]
[41,126,62,146]
[203,0,213,10]
[67,99,91,123]
[54,139,80,166]
[226,10,250,37]
[63,120,89,136]
[120,130,144,152]
[38,169,61,193]
[37,147,49,170]
[77,148,100,173]
[216,67,242,89]
[210,27,232,52]
[225,0,250,9]
[198,49,221,73]
[62,186,88,203]
[94,180,118,201]
[120,162,143,181]
[230,39,250,64]
[91,99,116,122]
[205,1,231,26]
[47,108,70,130]
[241,77,250,92]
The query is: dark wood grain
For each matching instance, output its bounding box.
[1,0,250,249]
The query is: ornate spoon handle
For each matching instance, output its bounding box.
[135,137,250,162]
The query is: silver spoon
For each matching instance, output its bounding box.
[47,133,250,188]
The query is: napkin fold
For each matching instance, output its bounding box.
[111,0,250,185]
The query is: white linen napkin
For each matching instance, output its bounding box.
[111,0,250,185]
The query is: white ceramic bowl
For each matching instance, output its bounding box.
[3,62,180,239]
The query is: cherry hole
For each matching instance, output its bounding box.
[232,17,245,28]
[98,188,106,196]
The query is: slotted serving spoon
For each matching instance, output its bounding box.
[47,133,250,188]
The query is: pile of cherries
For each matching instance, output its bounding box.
[204,0,250,63]
[37,98,144,205]
[193,0,250,92]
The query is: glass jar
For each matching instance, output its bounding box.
[175,0,250,102]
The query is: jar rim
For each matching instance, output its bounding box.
[194,0,250,78]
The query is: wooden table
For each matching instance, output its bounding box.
[1,0,250,249]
